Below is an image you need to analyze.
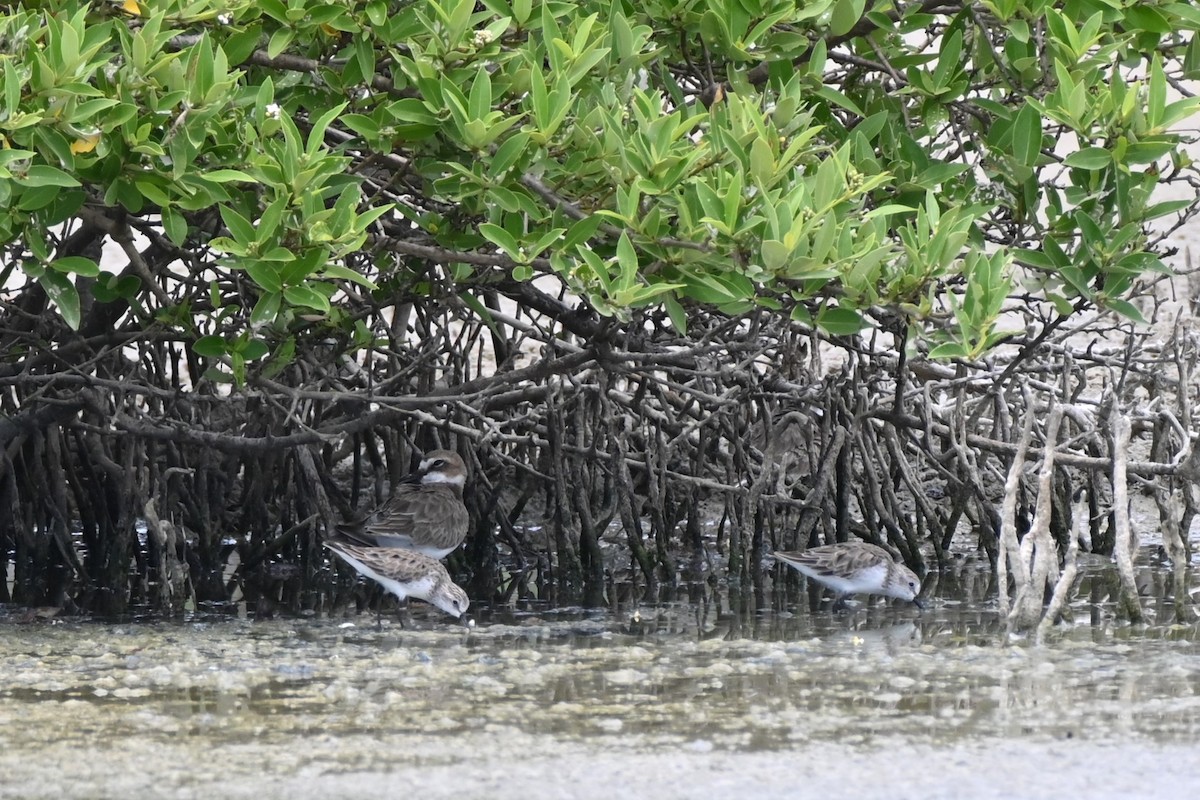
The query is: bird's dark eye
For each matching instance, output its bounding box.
[453,599,461,609]
[432,459,446,469]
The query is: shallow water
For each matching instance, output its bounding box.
[1,558,1198,799]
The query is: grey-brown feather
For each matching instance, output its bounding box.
[325,541,445,583]
[336,450,469,557]
[323,539,470,618]
[784,542,896,576]
[772,541,922,604]
[338,483,468,551]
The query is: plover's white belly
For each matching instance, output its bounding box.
[800,562,890,595]
[334,551,438,601]
[376,573,437,602]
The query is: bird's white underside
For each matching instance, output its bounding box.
[331,549,437,601]
[789,562,891,596]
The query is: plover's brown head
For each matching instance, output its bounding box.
[418,450,467,489]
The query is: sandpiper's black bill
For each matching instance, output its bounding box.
[913,597,927,610]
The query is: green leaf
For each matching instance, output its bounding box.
[366,0,387,25]
[1144,199,1191,220]
[458,290,499,331]
[18,165,81,188]
[665,294,687,334]
[863,204,916,220]
[813,85,863,116]
[1102,297,1147,324]
[267,26,294,59]
[219,205,256,243]
[478,222,521,259]
[614,232,638,292]
[205,169,255,183]
[239,339,270,360]
[928,342,968,359]
[322,264,379,289]
[1148,54,1167,130]
[49,256,100,277]
[162,207,188,245]
[223,23,263,65]
[561,215,605,250]
[39,271,81,330]
[203,367,235,384]
[469,68,493,122]
[3,59,20,114]
[244,260,284,293]
[193,335,228,358]
[1124,141,1175,164]
[1185,33,1200,79]
[262,336,297,379]
[251,292,282,326]
[614,281,685,307]
[388,98,438,125]
[1124,5,1172,34]
[343,113,381,140]
[305,102,347,159]
[283,283,332,313]
[1012,102,1043,167]
[526,228,565,259]
[1014,248,1058,270]
[491,132,532,176]
[816,306,870,335]
[1063,147,1111,170]
[92,272,137,304]
[18,185,62,212]
[829,0,866,37]
[761,239,791,271]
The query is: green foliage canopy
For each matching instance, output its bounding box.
[1,0,1198,375]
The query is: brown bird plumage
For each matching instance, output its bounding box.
[335,450,469,560]
[772,542,924,608]
[324,540,469,619]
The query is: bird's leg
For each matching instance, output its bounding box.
[831,593,849,612]
[368,588,390,629]
[395,598,414,629]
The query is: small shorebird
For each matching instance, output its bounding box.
[336,450,469,560]
[772,541,924,609]
[324,539,470,621]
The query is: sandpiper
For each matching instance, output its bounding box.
[772,541,924,609]
[336,450,469,560]
[324,539,470,621]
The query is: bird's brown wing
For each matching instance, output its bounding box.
[346,484,468,551]
[775,542,895,577]
[325,540,445,583]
